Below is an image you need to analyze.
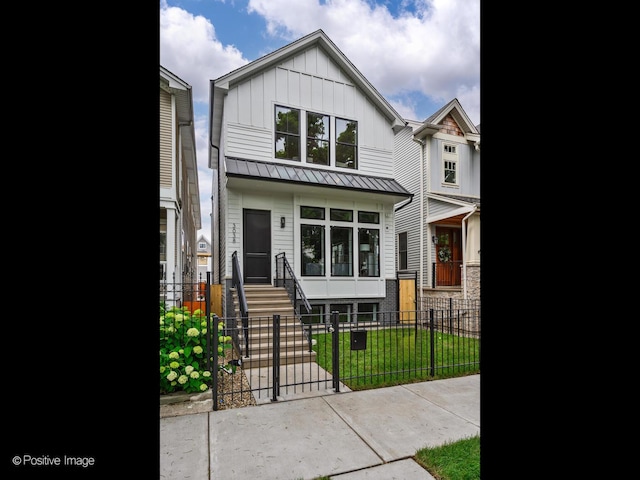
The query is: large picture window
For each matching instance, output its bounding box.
[300,206,382,278]
[301,224,325,276]
[306,112,329,165]
[331,226,352,276]
[335,117,357,169]
[358,228,379,277]
[275,105,300,160]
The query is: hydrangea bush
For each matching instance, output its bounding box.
[159,304,232,394]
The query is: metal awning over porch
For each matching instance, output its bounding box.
[225,157,412,201]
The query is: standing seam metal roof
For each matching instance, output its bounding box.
[225,157,412,197]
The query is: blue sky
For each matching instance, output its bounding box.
[160,0,480,243]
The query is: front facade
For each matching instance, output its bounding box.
[209,30,412,320]
[394,99,480,300]
[160,66,201,287]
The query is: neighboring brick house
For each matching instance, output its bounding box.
[208,30,413,321]
[160,66,201,287]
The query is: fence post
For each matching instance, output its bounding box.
[429,309,435,377]
[272,314,280,402]
[212,313,219,411]
[331,311,340,393]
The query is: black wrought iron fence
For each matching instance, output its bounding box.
[160,278,480,411]
[208,305,480,410]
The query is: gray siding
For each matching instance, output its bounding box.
[393,125,422,275]
[159,90,172,187]
[428,137,479,198]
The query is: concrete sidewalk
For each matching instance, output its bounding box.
[160,374,479,479]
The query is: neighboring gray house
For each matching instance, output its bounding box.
[394,99,480,301]
[160,66,201,286]
[208,29,413,321]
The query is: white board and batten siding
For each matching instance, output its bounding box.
[223,191,296,280]
[222,45,395,171]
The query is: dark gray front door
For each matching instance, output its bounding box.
[243,209,271,284]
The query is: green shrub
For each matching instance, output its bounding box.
[159,305,232,394]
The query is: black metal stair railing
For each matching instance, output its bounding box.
[231,251,250,357]
[275,252,311,314]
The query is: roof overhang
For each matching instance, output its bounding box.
[225,157,413,205]
[425,193,480,224]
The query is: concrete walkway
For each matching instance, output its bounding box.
[160,374,480,479]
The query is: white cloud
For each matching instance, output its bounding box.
[160,0,249,104]
[247,0,480,124]
[160,0,480,244]
[160,1,251,243]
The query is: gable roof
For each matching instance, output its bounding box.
[209,29,406,169]
[413,98,480,147]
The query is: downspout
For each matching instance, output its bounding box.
[209,79,221,284]
[461,205,477,300]
[412,137,425,293]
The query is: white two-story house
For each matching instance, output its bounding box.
[394,99,480,301]
[160,66,201,287]
[208,29,413,321]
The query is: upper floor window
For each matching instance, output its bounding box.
[275,105,300,160]
[443,143,458,185]
[307,112,329,166]
[275,106,358,169]
[398,232,407,270]
[335,118,357,169]
[199,242,206,249]
[444,160,457,184]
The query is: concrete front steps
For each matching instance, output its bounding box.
[233,284,316,369]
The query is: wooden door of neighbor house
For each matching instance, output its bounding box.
[435,227,462,286]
